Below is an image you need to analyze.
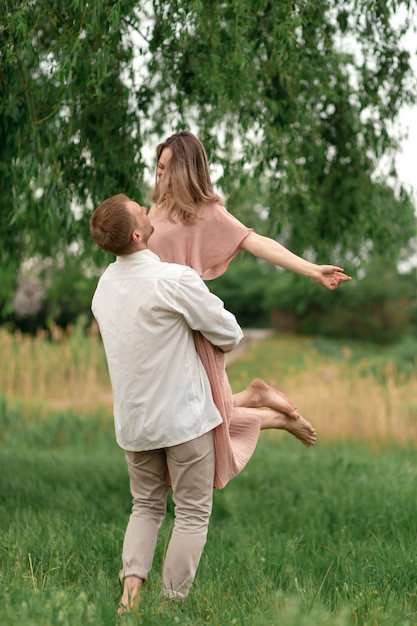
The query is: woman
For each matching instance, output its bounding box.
[147,131,350,488]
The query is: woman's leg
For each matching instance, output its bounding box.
[233,378,300,418]
[259,409,316,447]
[233,379,316,446]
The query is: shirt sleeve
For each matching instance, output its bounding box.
[173,266,244,352]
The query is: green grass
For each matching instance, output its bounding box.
[1,398,417,625]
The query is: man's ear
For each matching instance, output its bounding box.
[132,230,141,243]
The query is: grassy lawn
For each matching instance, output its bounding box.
[1,331,416,625]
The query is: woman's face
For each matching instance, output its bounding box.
[156,147,172,184]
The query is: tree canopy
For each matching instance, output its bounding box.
[1,0,416,293]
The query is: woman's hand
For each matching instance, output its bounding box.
[313,265,351,290]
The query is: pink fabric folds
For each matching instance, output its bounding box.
[193,331,261,489]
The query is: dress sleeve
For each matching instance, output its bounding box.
[192,204,252,279]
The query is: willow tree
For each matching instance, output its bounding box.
[1,0,416,310]
[141,0,416,263]
[2,2,143,259]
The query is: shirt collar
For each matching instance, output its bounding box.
[115,249,161,264]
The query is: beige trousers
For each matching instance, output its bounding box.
[120,429,215,599]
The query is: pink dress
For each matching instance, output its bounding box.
[149,203,262,488]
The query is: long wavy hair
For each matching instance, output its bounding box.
[151,131,223,224]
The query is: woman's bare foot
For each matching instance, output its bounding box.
[233,378,301,419]
[118,575,143,614]
[260,409,317,447]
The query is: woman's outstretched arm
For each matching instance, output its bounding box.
[240,232,351,290]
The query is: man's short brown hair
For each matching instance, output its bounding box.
[90,194,137,256]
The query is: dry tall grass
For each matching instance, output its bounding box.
[262,363,417,446]
[0,325,113,418]
[1,327,416,444]
[229,336,417,446]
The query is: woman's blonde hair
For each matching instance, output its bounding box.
[151,131,223,223]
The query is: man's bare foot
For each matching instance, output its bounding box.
[234,378,301,419]
[118,575,143,614]
[260,409,317,447]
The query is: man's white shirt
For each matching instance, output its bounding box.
[92,249,243,451]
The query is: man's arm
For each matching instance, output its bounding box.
[174,267,243,352]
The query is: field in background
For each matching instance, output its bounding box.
[1,326,417,625]
[228,333,417,446]
[0,324,113,416]
[1,326,416,445]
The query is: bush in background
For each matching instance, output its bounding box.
[2,253,415,344]
[267,260,416,343]
[211,255,416,343]
[3,255,99,335]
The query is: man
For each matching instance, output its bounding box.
[90,194,243,611]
